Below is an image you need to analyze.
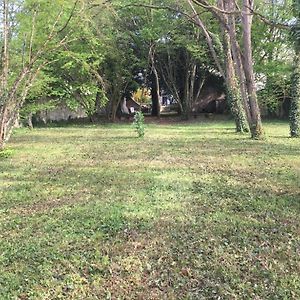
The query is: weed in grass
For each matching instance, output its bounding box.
[0,148,14,159]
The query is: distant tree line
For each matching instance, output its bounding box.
[0,0,299,149]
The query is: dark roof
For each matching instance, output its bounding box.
[127,98,141,107]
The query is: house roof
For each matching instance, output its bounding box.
[127,98,141,107]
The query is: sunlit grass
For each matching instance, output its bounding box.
[0,120,299,299]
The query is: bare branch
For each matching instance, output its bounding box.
[28,10,37,62]
[57,0,80,34]
[249,7,290,30]
[187,0,225,77]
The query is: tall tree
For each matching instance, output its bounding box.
[0,0,79,149]
[221,3,249,132]
[241,0,263,137]
[150,44,161,117]
[192,0,264,138]
[0,0,10,147]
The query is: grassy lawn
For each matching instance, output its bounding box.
[0,120,300,299]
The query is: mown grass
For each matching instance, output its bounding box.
[0,120,299,299]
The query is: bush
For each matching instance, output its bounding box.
[0,149,14,159]
[133,111,145,138]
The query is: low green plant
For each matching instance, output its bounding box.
[133,111,145,138]
[0,149,14,159]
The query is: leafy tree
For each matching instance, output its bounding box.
[156,25,212,119]
[112,0,169,117]
[20,70,57,127]
[252,0,293,118]
[0,0,80,149]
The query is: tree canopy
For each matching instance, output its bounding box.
[0,0,298,147]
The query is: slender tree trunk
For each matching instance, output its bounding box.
[290,48,300,137]
[0,106,8,150]
[0,66,31,149]
[149,43,161,117]
[290,0,300,137]
[224,0,263,138]
[182,67,190,119]
[219,0,248,132]
[182,62,196,120]
[187,0,224,77]
[0,0,9,150]
[158,50,183,115]
[110,95,122,122]
[0,2,75,149]
[94,90,102,117]
[151,68,161,117]
[241,0,264,139]
[189,63,197,115]
[1,0,9,90]
[27,112,33,129]
[224,31,248,132]
[191,0,263,138]
[226,0,252,126]
[189,0,248,131]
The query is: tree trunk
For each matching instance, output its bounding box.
[182,62,196,120]
[187,0,225,77]
[241,0,264,139]
[94,90,102,117]
[0,1,75,149]
[290,48,300,137]
[110,96,122,122]
[27,112,33,129]
[182,67,190,120]
[219,0,248,133]
[0,105,8,150]
[190,0,248,131]
[0,104,20,150]
[1,0,9,91]
[158,50,183,115]
[0,0,9,150]
[290,0,300,137]
[191,0,263,138]
[224,34,248,132]
[225,0,252,125]
[223,0,263,138]
[188,63,197,117]
[151,68,161,117]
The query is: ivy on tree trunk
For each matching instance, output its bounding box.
[290,0,300,137]
[290,50,300,137]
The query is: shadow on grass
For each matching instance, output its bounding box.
[0,161,300,299]
[0,123,299,298]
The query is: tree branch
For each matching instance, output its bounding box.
[57,0,80,34]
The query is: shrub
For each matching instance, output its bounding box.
[133,111,145,138]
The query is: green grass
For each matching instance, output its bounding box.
[0,120,299,299]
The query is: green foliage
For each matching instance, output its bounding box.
[21,71,58,119]
[133,111,145,138]
[20,101,57,120]
[10,0,113,120]
[258,74,292,114]
[252,0,294,116]
[0,149,14,159]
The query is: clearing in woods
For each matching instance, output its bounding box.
[0,121,299,299]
